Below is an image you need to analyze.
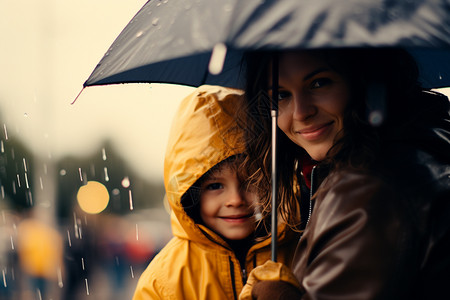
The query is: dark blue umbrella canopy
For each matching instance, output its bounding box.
[84,0,450,90]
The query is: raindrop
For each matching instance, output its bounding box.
[112,188,120,196]
[1,140,3,153]
[57,267,63,288]
[152,18,159,26]
[223,4,232,12]
[39,177,43,190]
[16,174,21,188]
[23,158,27,172]
[67,230,72,247]
[130,265,135,278]
[12,182,16,195]
[115,256,120,266]
[209,43,227,75]
[10,235,14,250]
[24,173,29,189]
[104,167,109,182]
[156,2,161,6]
[136,31,144,38]
[37,288,42,300]
[81,257,85,270]
[2,269,6,287]
[79,168,84,182]
[1,185,4,199]
[136,224,139,241]
[60,169,66,176]
[129,190,134,211]
[3,124,8,140]
[439,73,443,80]
[163,0,168,3]
[102,148,107,160]
[121,176,130,188]
[27,190,33,206]
[369,110,384,127]
[24,113,28,118]
[85,278,90,295]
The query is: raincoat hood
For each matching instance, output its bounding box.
[164,85,245,243]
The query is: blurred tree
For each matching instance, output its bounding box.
[0,134,34,211]
[56,139,165,221]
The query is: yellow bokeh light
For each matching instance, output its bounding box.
[77,181,110,214]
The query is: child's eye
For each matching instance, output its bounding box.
[205,183,223,190]
[311,78,332,89]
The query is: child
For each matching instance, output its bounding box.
[133,85,298,300]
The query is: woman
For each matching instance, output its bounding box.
[238,48,450,299]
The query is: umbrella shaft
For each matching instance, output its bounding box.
[271,110,278,262]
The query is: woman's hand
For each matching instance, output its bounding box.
[239,260,302,300]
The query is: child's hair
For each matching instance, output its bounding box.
[181,154,247,223]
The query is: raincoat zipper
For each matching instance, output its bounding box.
[229,256,238,300]
[306,165,317,227]
[201,228,240,300]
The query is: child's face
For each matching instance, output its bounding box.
[199,164,257,240]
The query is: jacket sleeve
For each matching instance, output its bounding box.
[292,171,415,299]
[132,264,168,300]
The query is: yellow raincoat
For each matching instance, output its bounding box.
[133,85,298,300]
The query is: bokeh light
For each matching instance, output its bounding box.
[77,181,110,214]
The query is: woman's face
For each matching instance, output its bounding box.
[271,51,351,161]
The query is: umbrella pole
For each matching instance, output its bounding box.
[271,54,279,262]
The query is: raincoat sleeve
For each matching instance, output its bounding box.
[239,261,301,300]
[132,267,168,300]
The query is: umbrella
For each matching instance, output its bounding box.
[81,0,450,261]
[84,0,450,90]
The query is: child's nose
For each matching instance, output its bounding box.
[225,190,245,207]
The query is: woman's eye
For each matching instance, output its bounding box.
[278,91,292,101]
[311,78,332,89]
[205,183,223,190]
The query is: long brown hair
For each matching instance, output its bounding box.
[238,48,421,230]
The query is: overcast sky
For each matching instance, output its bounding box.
[1,1,449,183]
[0,0,194,182]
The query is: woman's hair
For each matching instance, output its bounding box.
[238,47,422,229]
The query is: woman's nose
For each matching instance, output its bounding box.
[292,93,317,121]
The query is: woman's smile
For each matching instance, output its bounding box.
[296,121,334,141]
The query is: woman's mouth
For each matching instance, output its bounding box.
[297,121,334,141]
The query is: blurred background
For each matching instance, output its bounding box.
[1,1,449,300]
[0,1,194,299]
